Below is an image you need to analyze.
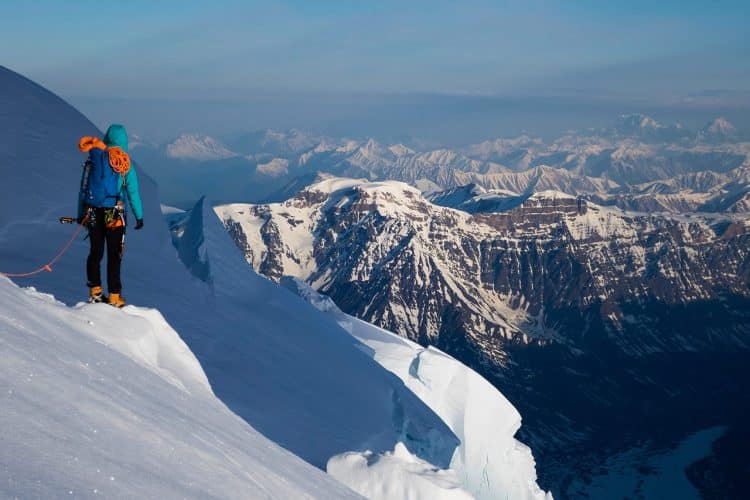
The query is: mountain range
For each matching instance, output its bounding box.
[216,177,750,498]
[134,115,750,217]
[4,61,747,498]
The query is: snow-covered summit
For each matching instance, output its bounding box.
[699,117,738,143]
[166,133,237,160]
[528,189,577,200]
[256,157,290,177]
[613,113,687,142]
[617,113,664,132]
[389,143,416,157]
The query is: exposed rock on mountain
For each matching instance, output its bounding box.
[216,178,750,360]
[215,177,750,496]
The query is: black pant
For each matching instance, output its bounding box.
[86,208,125,294]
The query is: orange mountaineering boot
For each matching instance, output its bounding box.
[108,293,126,308]
[89,286,106,303]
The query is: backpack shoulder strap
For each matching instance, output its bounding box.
[80,158,92,190]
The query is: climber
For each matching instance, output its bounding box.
[77,124,143,307]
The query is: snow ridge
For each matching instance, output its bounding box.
[0,277,360,499]
[286,278,551,500]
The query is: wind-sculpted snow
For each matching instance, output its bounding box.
[285,278,552,500]
[75,298,212,396]
[328,443,473,500]
[0,278,360,499]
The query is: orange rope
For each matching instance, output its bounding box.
[0,219,88,278]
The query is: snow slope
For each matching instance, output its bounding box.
[0,66,467,496]
[0,277,359,499]
[166,196,459,469]
[285,279,551,500]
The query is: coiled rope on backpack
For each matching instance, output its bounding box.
[0,216,88,278]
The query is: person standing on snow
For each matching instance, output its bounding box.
[77,124,143,307]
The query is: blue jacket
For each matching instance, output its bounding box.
[78,124,144,221]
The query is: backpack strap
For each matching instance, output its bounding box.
[80,158,92,195]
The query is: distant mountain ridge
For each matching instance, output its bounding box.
[139,115,750,211]
[166,133,237,160]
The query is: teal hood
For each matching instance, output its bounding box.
[103,124,129,152]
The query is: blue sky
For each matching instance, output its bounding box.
[2,0,748,97]
[2,1,748,141]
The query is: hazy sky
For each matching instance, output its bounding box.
[2,1,748,141]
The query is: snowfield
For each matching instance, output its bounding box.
[0,277,360,499]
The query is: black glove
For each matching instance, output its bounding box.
[135,219,144,230]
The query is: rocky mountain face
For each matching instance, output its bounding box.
[216,178,750,497]
[217,178,750,358]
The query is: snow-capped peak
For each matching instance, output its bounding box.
[528,189,577,200]
[617,113,664,131]
[702,117,737,138]
[256,157,290,177]
[388,143,416,157]
[420,148,460,164]
[337,139,361,153]
[706,117,735,133]
[166,133,237,160]
[357,138,389,159]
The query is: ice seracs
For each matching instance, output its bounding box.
[287,278,552,500]
[328,443,473,500]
